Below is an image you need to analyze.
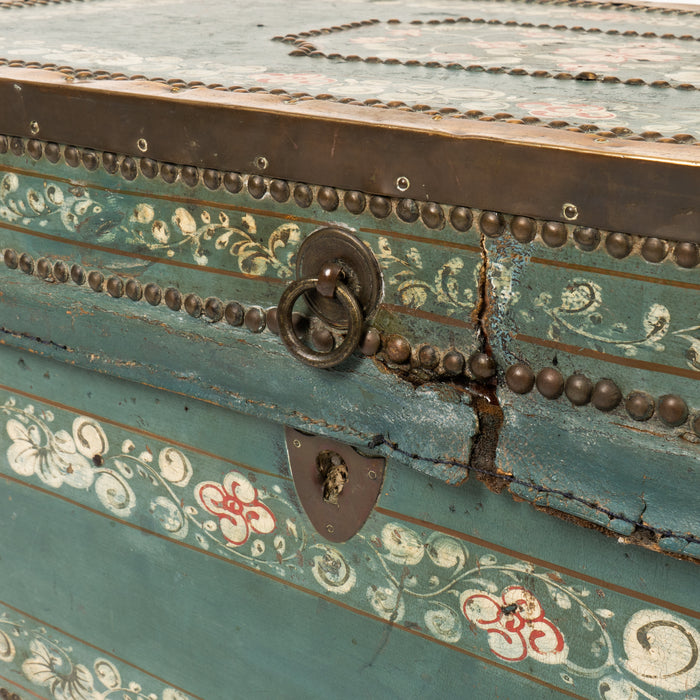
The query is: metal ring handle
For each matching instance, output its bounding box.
[278,278,363,368]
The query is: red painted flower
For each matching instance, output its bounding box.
[195,472,276,545]
[461,586,568,664]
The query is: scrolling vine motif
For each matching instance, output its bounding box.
[2,398,699,699]
[533,279,700,369]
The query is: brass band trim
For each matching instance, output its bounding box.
[0,69,698,242]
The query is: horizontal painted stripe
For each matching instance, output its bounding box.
[375,507,700,621]
[0,380,291,482]
[0,220,285,285]
[1,164,479,251]
[0,471,586,700]
[381,302,475,329]
[529,255,700,291]
[516,333,700,381]
[0,595,203,700]
[0,381,695,620]
[360,226,481,253]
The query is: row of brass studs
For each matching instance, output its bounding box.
[0,58,696,145]
[497,0,698,15]
[1,136,698,270]
[359,328,498,382]
[280,15,699,44]
[4,249,697,432]
[505,362,700,435]
[1,0,81,7]
[278,17,699,91]
[479,213,700,268]
[1,249,498,381]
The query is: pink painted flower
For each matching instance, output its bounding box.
[195,472,276,545]
[518,101,615,120]
[251,72,336,87]
[461,586,568,664]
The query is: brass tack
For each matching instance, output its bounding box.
[224,172,243,193]
[64,145,80,167]
[70,264,86,285]
[18,253,34,275]
[418,344,440,370]
[125,278,142,301]
[565,373,592,405]
[469,352,496,380]
[536,367,564,399]
[311,326,334,352]
[294,184,313,208]
[44,143,61,163]
[247,175,267,199]
[573,227,600,251]
[395,176,410,192]
[224,301,244,326]
[293,439,302,448]
[368,470,377,480]
[53,261,69,283]
[244,306,266,333]
[265,308,279,334]
[511,216,536,243]
[396,198,419,223]
[505,363,535,394]
[140,158,158,179]
[541,221,567,248]
[421,202,445,229]
[88,270,104,292]
[605,232,632,259]
[204,297,224,322]
[641,237,668,263]
[317,187,339,212]
[136,137,148,152]
[102,152,118,173]
[370,196,392,219]
[450,206,473,232]
[144,283,162,305]
[3,249,18,269]
[120,157,137,181]
[106,276,124,298]
[658,394,688,427]
[164,287,182,311]
[202,169,221,190]
[0,136,7,154]
[591,379,622,411]
[9,137,24,157]
[480,211,505,238]
[160,163,179,184]
[27,139,43,160]
[385,334,411,363]
[184,294,202,317]
[625,391,654,421]
[360,328,381,356]
[444,350,465,375]
[344,190,366,214]
[692,414,700,438]
[36,257,51,279]
[181,166,199,187]
[270,180,290,202]
[674,241,699,268]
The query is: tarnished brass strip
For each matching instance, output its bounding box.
[0,70,698,242]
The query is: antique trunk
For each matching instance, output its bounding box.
[0,0,698,698]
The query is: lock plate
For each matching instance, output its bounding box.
[285,427,385,543]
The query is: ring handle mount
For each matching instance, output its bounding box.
[277,277,364,368]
